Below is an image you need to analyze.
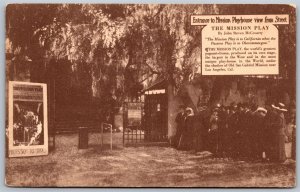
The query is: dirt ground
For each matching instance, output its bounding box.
[6,132,296,187]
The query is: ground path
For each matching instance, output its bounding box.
[6,133,295,187]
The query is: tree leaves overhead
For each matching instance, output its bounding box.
[6,4,219,98]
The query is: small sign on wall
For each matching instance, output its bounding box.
[127,103,142,126]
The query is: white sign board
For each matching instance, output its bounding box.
[191,15,289,75]
[8,81,48,157]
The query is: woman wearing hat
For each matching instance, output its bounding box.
[208,107,220,156]
[253,107,268,160]
[178,107,194,150]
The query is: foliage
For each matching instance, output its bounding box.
[6,4,296,104]
[7,4,219,98]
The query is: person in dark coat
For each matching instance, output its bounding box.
[266,103,287,163]
[290,109,296,160]
[201,108,212,152]
[217,105,229,157]
[227,104,239,158]
[178,108,194,150]
[287,102,296,160]
[241,103,254,159]
[193,112,205,152]
[234,103,246,158]
[174,105,186,148]
[253,107,268,160]
[274,103,288,162]
[245,104,259,160]
[221,106,232,157]
[208,105,220,156]
[263,105,276,160]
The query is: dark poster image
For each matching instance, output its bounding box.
[13,101,44,146]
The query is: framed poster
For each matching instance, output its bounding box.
[8,81,48,157]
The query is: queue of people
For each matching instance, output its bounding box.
[174,102,296,163]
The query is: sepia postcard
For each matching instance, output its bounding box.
[5,4,296,187]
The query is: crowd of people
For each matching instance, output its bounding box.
[174,102,296,163]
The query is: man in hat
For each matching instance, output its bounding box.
[174,105,186,148]
[273,103,288,162]
[265,103,287,162]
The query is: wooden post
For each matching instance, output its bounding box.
[110,125,113,150]
[101,123,103,149]
[53,79,56,149]
[24,128,26,143]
